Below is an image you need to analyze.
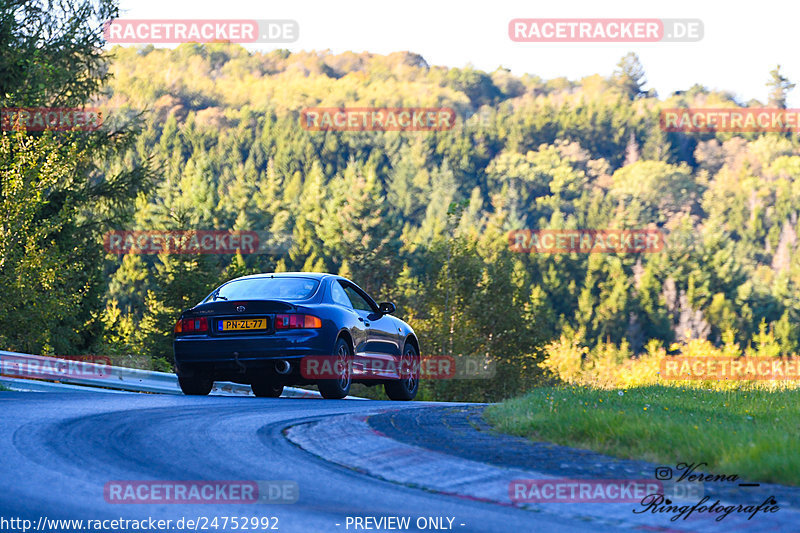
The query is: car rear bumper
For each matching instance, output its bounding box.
[174,330,330,364]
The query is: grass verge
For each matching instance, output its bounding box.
[484,385,800,486]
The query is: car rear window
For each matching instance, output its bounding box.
[207,277,319,302]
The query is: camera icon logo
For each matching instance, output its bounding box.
[655,466,673,480]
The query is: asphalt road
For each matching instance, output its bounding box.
[0,392,615,533]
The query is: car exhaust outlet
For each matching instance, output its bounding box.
[275,360,291,375]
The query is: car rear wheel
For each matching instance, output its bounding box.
[178,375,214,396]
[384,343,419,401]
[318,338,352,399]
[251,380,284,398]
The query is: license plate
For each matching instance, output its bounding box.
[219,318,267,331]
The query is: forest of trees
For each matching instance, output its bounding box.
[4,2,800,401]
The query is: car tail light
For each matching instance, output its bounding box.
[174,317,208,334]
[274,314,322,330]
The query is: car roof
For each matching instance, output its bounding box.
[232,272,337,281]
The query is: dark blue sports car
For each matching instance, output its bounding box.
[173,272,420,400]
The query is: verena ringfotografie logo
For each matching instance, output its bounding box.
[104,230,290,255]
[300,108,456,132]
[509,229,664,254]
[660,357,800,380]
[1,107,103,132]
[0,354,111,379]
[661,108,800,132]
[104,481,298,504]
[509,19,703,43]
[300,355,496,380]
[104,19,298,44]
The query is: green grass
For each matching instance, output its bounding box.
[484,385,800,486]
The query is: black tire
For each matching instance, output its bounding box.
[384,343,419,401]
[178,375,214,396]
[318,338,352,399]
[251,380,284,398]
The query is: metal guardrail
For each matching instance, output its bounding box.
[0,376,130,394]
[0,350,322,398]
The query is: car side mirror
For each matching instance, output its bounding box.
[378,302,396,315]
